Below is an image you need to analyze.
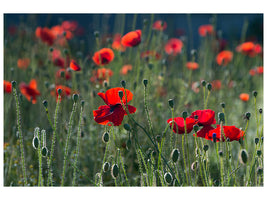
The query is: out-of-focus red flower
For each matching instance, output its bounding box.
[90,68,113,85]
[189,109,216,127]
[249,66,263,76]
[216,50,233,66]
[35,27,55,46]
[198,24,214,37]
[191,81,200,93]
[17,58,30,70]
[249,68,257,76]
[167,117,197,134]
[140,51,161,60]
[256,66,263,74]
[206,125,244,142]
[51,85,72,102]
[56,68,71,80]
[4,80,12,93]
[156,86,167,97]
[92,48,114,66]
[165,38,183,56]
[211,80,222,90]
[19,79,41,104]
[239,93,249,102]
[120,65,132,75]
[236,42,262,57]
[70,60,81,71]
[186,62,199,70]
[121,30,142,47]
[112,33,126,52]
[61,20,78,32]
[93,87,136,126]
[193,125,215,139]
[152,20,167,31]
[50,49,65,68]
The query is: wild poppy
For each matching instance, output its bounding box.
[35,27,55,46]
[186,62,199,70]
[19,79,41,104]
[216,50,233,66]
[236,42,262,57]
[56,68,71,80]
[198,24,214,37]
[4,80,12,93]
[51,85,72,102]
[112,33,126,52]
[140,51,161,60]
[164,38,183,56]
[61,20,78,32]
[240,93,249,102]
[70,60,81,71]
[51,49,65,68]
[167,117,197,134]
[90,68,113,85]
[121,30,142,47]
[206,125,244,142]
[93,87,136,126]
[152,20,167,31]
[120,65,132,75]
[17,58,30,70]
[194,125,215,139]
[211,80,222,90]
[92,48,114,66]
[256,66,263,74]
[249,66,263,76]
[189,109,216,126]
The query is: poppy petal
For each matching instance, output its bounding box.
[70,60,81,71]
[105,87,133,105]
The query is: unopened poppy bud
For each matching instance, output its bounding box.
[120,80,126,88]
[42,146,48,157]
[201,80,206,87]
[148,63,153,70]
[143,79,148,87]
[73,94,79,102]
[94,31,99,38]
[257,167,263,175]
[171,149,180,163]
[111,164,119,179]
[168,99,174,108]
[245,112,251,120]
[219,150,223,157]
[259,108,263,114]
[220,102,225,108]
[102,132,109,143]
[42,100,48,108]
[191,161,199,171]
[49,47,53,52]
[164,172,172,184]
[11,80,17,88]
[193,124,199,132]
[32,137,39,149]
[207,83,212,91]
[118,90,124,99]
[81,100,85,108]
[57,88,62,95]
[194,115,198,120]
[257,150,262,157]
[226,137,230,142]
[123,123,131,131]
[203,144,209,152]
[255,137,259,145]
[182,111,188,120]
[126,139,131,150]
[253,90,257,97]
[239,149,248,164]
[212,133,217,142]
[103,80,108,88]
[103,162,110,172]
[218,112,225,123]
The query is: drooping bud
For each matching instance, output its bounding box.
[42,100,48,108]
[49,47,54,52]
[123,123,131,131]
[32,137,39,149]
[143,18,148,26]
[111,164,119,179]
[239,149,248,164]
[102,132,109,143]
[201,80,206,87]
[155,135,161,143]
[168,99,174,108]
[63,48,68,55]
[120,80,126,88]
[81,100,85,108]
[255,137,259,145]
[148,63,154,70]
[103,162,110,172]
[164,172,173,184]
[11,80,17,88]
[41,146,48,157]
[171,149,180,163]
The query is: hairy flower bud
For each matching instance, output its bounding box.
[111,164,119,179]
[164,172,173,184]
[102,132,109,143]
[239,149,248,164]
[168,99,174,108]
[171,149,180,163]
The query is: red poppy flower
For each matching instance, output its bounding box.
[186,62,199,70]
[189,109,216,126]
[70,60,81,71]
[193,125,215,139]
[240,93,249,102]
[93,87,137,126]
[19,79,41,104]
[120,65,132,75]
[206,125,244,142]
[211,80,222,90]
[4,80,12,93]
[90,68,113,85]
[92,48,114,66]
[61,20,78,32]
[256,66,263,74]
[56,68,71,80]
[50,49,65,68]
[198,24,214,37]
[152,20,167,31]
[167,117,197,134]
[51,85,72,102]
[216,50,233,66]
[35,27,55,46]
[140,51,161,60]
[165,38,183,56]
[121,30,142,47]
[17,58,30,70]
[112,33,126,52]
[236,42,262,57]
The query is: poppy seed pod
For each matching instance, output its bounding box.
[103,162,110,172]
[207,83,212,91]
[255,137,259,145]
[102,132,109,143]
[118,90,124,99]
[245,112,251,120]
[218,112,225,123]
[182,111,188,120]
[239,149,248,164]
[164,172,173,184]
[168,99,174,108]
[123,123,131,131]
[253,90,258,97]
[171,149,180,163]
[111,164,119,179]
[120,80,126,88]
[42,100,48,108]
[11,80,17,88]
[201,80,206,87]
[32,137,39,149]
[143,79,148,87]
[41,146,48,157]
